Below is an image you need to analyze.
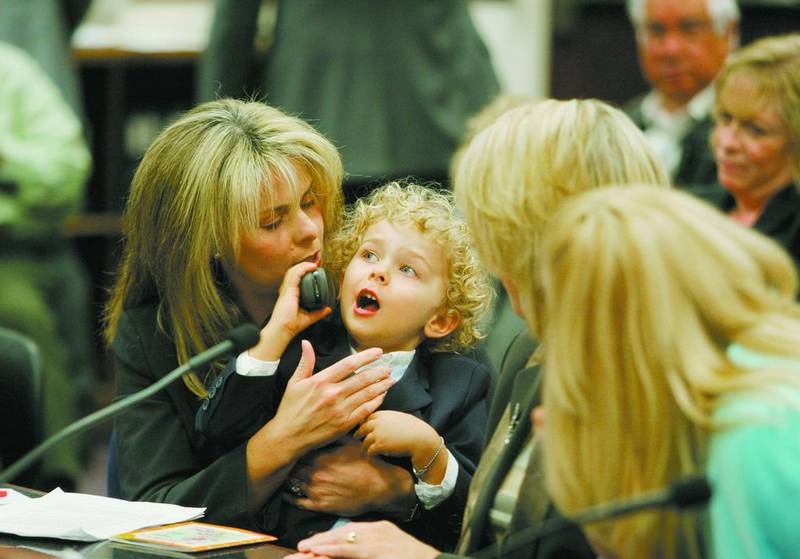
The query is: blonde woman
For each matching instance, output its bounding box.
[708,33,800,267]
[288,98,669,559]
[540,185,800,558]
[196,182,495,548]
[105,99,409,541]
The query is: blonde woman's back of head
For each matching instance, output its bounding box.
[452,98,669,336]
[539,185,800,558]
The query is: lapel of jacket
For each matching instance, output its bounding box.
[380,350,433,415]
[621,95,646,130]
[676,116,717,186]
[305,324,434,416]
[756,184,800,238]
[461,364,543,552]
[306,317,351,372]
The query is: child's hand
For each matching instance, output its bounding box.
[354,411,439,462]
[249,262,331,361]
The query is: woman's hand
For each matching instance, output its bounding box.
[250,262,331,361]
[245,341,394,508]
[286,439,416,517]
[286,521,440,559]
[252,340,395,459]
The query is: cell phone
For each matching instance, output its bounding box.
[299,268,334,311]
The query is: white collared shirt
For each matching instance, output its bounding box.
[640,86,715,179]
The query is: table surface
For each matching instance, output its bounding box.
[0,535,294,559]
[0,485,295,559]
[0,537,295,558]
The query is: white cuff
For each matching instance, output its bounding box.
[235,351,279,377]
[414,448,458,509]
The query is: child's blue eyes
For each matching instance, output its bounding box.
[362,250,378,262]
[360,250,418,277]
[400,265,417,277]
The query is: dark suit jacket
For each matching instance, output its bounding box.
[624,95,722,191]
[112,303,259,531]
[196,318,491,549]
[690,182,800,273]
[431,326,592,559]
[437,363,593,559]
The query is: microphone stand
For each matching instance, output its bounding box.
[0,325,258,484]
[473,475,711,559]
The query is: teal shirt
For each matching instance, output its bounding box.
[708,345,800,558]
[0,42,90,242]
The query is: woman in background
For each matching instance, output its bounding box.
[709,33,800,268]
[540,185,800,558]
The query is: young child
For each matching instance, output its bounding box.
[195,181,494,548]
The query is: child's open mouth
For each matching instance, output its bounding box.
[355,289,380,314]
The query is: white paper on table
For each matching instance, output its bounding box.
[0,487,33,505]
[0,488,204,541]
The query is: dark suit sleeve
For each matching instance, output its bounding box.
[112,310,259,530]
[486,331,537,442]
[416,359,491,550]
[195,359,278,448]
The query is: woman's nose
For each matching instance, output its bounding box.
[714,123,740,153]
[292,209,320,244]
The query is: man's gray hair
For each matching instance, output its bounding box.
[626,0,740,37]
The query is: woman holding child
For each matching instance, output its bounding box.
[195,181,494,546]
[106,99,400,540]
[105,99,490,549]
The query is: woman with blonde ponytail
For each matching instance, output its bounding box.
[540,185,800,558]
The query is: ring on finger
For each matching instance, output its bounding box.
[289,478,305,498]
[346,531,357,544]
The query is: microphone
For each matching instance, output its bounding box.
[0,323,260,484]
[473,475,711,558]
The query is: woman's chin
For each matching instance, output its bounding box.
[719,177,749,196]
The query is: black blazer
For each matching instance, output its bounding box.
[691,182,800,273]
[196,318,492,549]
[624,95,721,191]
[112,304,259,530]
[434,332,593,559]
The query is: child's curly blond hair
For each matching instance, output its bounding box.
[329,181,494,354]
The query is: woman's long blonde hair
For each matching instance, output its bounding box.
[453,98,669,338]
[105,99,343,397]
[540,186,800,558]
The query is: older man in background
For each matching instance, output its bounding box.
[624,0,739,189]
